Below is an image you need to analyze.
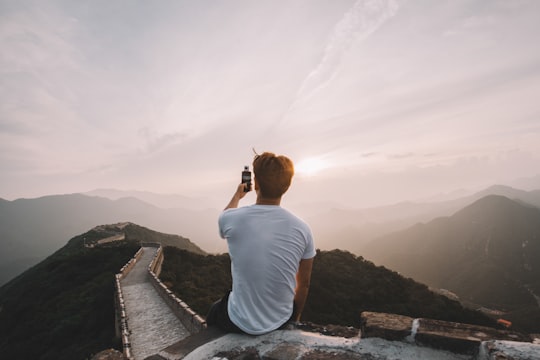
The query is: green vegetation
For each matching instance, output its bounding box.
[0,234,139,360]
[160,247,232,315]
[160,247,496,329]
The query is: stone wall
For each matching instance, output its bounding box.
[360,311,539,357]
[147,246,207,334]
[113,243,207,359]
[146,243,164,276]
[117,248,144,280]
[114,247,143,360]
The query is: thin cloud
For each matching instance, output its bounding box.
[282,0,400,121]
[138,128,189,155]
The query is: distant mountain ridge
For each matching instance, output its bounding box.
[362,195,540,333]
[0,194,220,285]
[307,184,540,253]
[1,184,539,286]
[85,189,214,210]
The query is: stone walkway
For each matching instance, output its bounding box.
[121,247,190,360]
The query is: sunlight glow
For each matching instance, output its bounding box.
[295,157,329,177]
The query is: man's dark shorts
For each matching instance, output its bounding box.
[206,291,297,334]
[205,291,244,333]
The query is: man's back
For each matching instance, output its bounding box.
[219,204,315,334]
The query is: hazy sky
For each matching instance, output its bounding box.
[2,0,540,208]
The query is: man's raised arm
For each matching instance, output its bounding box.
[224,183,248,210]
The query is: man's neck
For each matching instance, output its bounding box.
[256,196,281,206]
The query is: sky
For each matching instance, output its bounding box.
[1,0,540,208]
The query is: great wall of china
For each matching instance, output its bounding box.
[101,228,539,360]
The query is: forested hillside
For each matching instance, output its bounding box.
[0,234,139,360]
[159,247,496,329]
[362,195,540,333]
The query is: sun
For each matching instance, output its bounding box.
[295,157,328,177]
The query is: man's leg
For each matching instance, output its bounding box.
[205,291,244,333]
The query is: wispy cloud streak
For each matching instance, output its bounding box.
[282,0,400,121]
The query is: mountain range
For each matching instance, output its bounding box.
[306,185,540,253]
[362,194,540,333]
[2,184,540,286]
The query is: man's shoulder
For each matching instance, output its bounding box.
[220,205,253,219]
[280,207,307,222]
[280,208,312,232]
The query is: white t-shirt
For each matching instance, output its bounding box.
[218,204,316,335]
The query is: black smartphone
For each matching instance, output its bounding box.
[241,166,251,192]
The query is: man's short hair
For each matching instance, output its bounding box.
[253,152,294,199]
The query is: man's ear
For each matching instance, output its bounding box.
[254,177,259,191]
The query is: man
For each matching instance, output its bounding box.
[206,152,316,335]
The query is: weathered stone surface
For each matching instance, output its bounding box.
[415,318,532,355]
[478,340,540,360]
[215,347,261,359]
[262,343,303,360]
[91,349,127,360]
[160,326,226,359]
[181,330,469,360]
[360,311,414,340]
[301,349,380,359]
[298,322,360,338]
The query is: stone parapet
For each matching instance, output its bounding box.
[118,248,143,280]
[147,246,207,334]
[148,245,164,276]
[360,311,536,357]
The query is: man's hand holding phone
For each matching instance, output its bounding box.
[241,165,252,192]
[223,166,252,210]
